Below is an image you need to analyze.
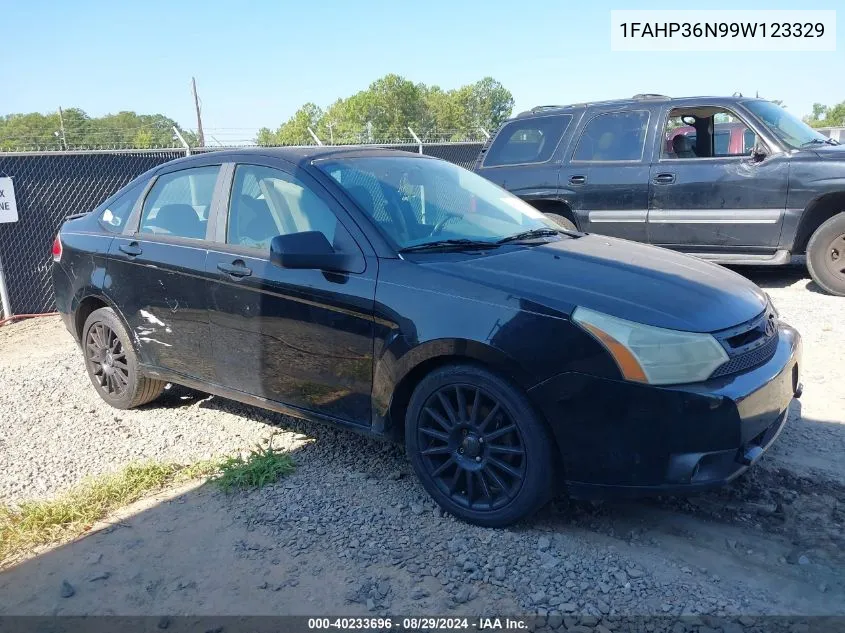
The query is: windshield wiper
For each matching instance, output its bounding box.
[399,239,499,253]
[496,227,578,244]
[801,138,830,147]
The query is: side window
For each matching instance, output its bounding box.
[139,166,219,240]
[228,164,353,253]
[483,115,572,167]
[98,183,143,234]
[573,111,650,162]
[663,108,757,159]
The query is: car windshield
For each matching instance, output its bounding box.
[315,155,555,250]
[743,100,829,150]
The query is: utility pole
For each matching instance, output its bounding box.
[57,107,68,150]
[191,77,205,148]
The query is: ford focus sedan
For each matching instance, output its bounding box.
[52,147,802,526]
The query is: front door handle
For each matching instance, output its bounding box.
[653,173,676,184]
[569,175,587,185]
[118,241,142,256]
[217,260,252,278]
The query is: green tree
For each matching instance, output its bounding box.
[254,74,515,145]
[803,101,845,128]
[257,102,324,146]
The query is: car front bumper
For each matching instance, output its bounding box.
[528,323,802,499]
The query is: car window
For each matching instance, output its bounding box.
[98,183,143,234]
[139,166,219,240]
[228,164,353,253]
[663,109,756,159]
[483,115,572,167]
[573,110,650,162]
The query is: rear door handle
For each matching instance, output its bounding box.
[217,260,252,278]
[653,173,676,184]
[118,241,142,256]
[569,175,587,185]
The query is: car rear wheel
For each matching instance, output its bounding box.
[405,364,555,527]
[807,211,845,296]
[82,307,166,409]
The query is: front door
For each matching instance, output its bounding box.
[108,163,224,381]
[647,105,789,249]
[568,109,654,242]
[206,162,376,426]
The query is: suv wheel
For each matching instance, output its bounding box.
[405,364,555,527]
[82,307,166,409]
[807,211,845,296]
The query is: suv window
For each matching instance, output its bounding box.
[140,166,219,240]
[663,108,757,159]
[98,183,143,234]
[573,110,650,162]
[483,115,572,166]
[228,164,353,252]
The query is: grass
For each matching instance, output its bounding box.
[0,444,294,564]
[210,444,295,493]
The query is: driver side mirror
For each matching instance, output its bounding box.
[750,142,769,162]
[269,231,364,273]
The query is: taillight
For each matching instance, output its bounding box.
[52,235,63,262]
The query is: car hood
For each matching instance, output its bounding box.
[813,143,845,160]
[422,235,768,333]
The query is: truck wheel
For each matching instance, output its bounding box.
[807,212,845,296]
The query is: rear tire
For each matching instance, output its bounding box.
[82,307,166,409]
[807,211,845,296]
[545,212,577,231]
[405,364,555,527]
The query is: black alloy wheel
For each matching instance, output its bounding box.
[86,321,130,396]
[417,384,526,511]
[406,364,555,527]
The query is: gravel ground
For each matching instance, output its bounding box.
[0,265,843,625]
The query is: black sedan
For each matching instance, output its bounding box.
[51,147,802,526]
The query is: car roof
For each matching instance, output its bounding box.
[165,146,430,169]
[514,96,766,119]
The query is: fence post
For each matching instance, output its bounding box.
[172,127,191,156]
[0,252,12,320]
[407,127,423,154]
[307,128,324,146]
[478,128,490,140]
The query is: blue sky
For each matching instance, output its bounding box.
[1,0,842,142]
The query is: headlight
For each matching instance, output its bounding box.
[572,307,729,385]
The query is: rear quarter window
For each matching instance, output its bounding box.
[483,115,572,167]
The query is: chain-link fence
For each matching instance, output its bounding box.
[0,142,483,318]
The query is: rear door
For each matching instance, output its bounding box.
[647,104,789,249]
[474,114,573,209]
[567,109,654,242]
[205,159,377,426]
[108,161,226,381]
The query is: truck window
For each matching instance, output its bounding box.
[483,115,572,167]
[572,110,650,162]
[663,107,756,159]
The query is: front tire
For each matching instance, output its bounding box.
[82,307,166,409]
[807,211,845,296]
[405,365,555,527]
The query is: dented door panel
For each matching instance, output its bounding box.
[647,155,790,248]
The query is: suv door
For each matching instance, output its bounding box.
[568,109,654,242]
[108,162,225,381]
[648,104,788,250]
[206,160,376,426]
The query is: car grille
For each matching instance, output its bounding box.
[709,304,779,379]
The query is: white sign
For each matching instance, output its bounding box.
[611,10,837,52]
[0,177,18,224]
